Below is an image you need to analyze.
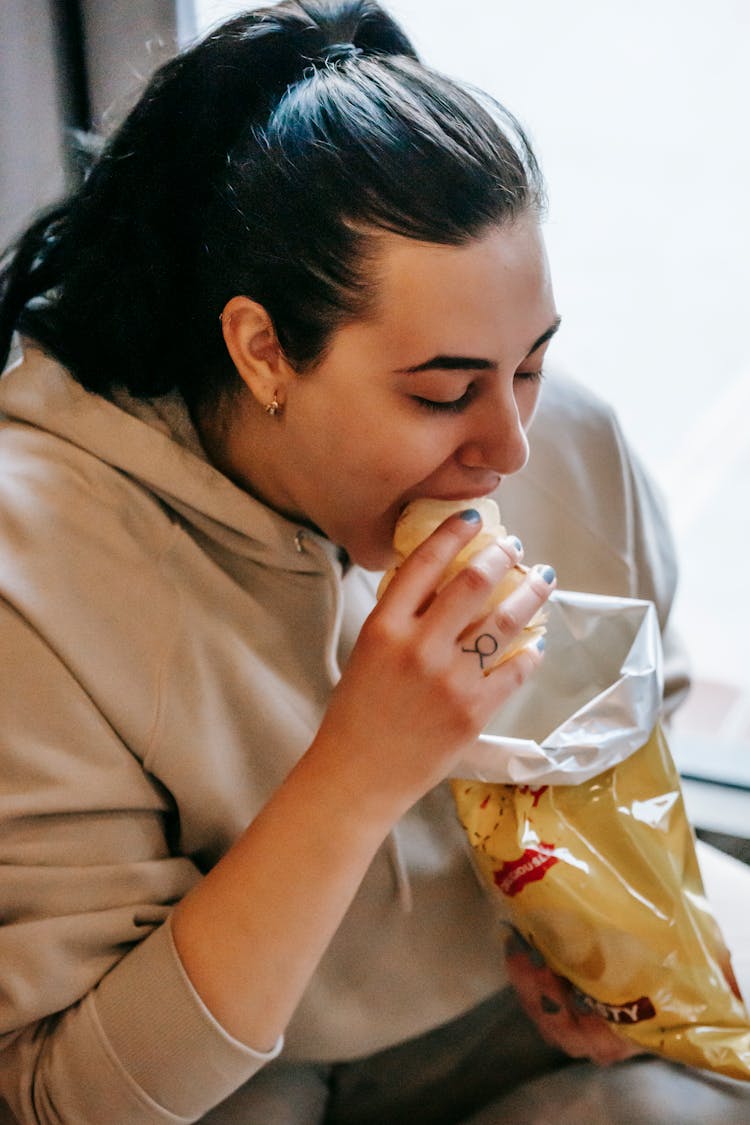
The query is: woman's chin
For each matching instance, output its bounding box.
[337,529,397,573]
[330,513,400,573]
[345,544,397,573]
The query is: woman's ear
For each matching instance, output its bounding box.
[220,296,292,413]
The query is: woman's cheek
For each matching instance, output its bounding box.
[377,432,447,486]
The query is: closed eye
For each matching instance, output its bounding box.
[413,368,544,413]
[411,385,477,413]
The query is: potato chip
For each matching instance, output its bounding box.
[379,498,545,670]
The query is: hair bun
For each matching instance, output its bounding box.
[319,41,362,64]
[298,0,418,62]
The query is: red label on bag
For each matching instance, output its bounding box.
[493,842,558,896]
[518,785,548,808]
[575,990,657,1025]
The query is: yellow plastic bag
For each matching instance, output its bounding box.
[452,724,750,1079]
[382,498,750,1077]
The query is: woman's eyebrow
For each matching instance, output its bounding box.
[526,315,562,357]
[398,316,562,374]
[399,355,496,373]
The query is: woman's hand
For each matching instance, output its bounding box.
[173,509,554,1052]
[505,929,643,1066]
[313,509,555,819]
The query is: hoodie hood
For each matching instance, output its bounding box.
[0,344,341,576]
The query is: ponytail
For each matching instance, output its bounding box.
[0,204,67,371]
[0,0,542,408]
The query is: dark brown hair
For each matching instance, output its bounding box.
[0,0,544,409]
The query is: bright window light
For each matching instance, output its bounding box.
[188,1,750,753]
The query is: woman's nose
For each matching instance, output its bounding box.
[457,390,530,476]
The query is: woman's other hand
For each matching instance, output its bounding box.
[505,929,643,1066]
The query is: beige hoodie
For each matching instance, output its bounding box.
[0,346,686,1123]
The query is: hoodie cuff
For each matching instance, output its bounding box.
[92,916,283,1120]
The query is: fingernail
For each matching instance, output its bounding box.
[572,989,592,1013]
[502,534,524,557]
[506,929,546,967]
[536,636,546,653]
[505,928,532,957]
[459,508,482,523]
[535,564,556,585]
[528,946,546,968]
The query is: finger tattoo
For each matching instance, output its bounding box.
[461,633,499,670]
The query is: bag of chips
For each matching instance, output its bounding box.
[451,723,750,1078]
[450,587,750,1080]
[385,498,750,1077]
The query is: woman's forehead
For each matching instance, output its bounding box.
[360,220,556,354]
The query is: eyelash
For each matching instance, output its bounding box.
[517,369,545,384]
[413,388,476,414]
[412,369,545,414]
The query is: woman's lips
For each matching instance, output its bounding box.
[400,485,502,509]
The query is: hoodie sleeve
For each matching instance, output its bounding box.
[0,440,282,1122]
[610,412,692,719]
[500,374,690,717]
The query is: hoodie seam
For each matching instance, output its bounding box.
[141,522,185,770]
[294,530,346,687]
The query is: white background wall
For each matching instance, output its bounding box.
[0,0,66,248]
[191,1,750,726]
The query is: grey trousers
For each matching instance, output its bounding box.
[201,988,750,1124]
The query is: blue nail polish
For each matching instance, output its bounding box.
[459,508,482,523]
[539,565,556,584]
[536,636,546,653]
[512,536,523,552]
[505,927,533,957]
[573,989,592,1013]
[528,947,546,969]
[505,931,527,957]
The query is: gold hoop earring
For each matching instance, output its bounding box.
[264,396,281,417]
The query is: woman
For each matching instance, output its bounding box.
[0,3,744,1122]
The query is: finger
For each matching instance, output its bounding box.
[561,1018,639,1066]
[506,957,585,1052]
[458,562,557,675]
[505,941,631,1065]
[378,509,485,615]
[420,534,524,640]
[505,937,570,1018]
[488,562,556,643]
[505,945,567,1011]
[505,926,545,964]
[513,978,625,1063]
[564,992,645,1064]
